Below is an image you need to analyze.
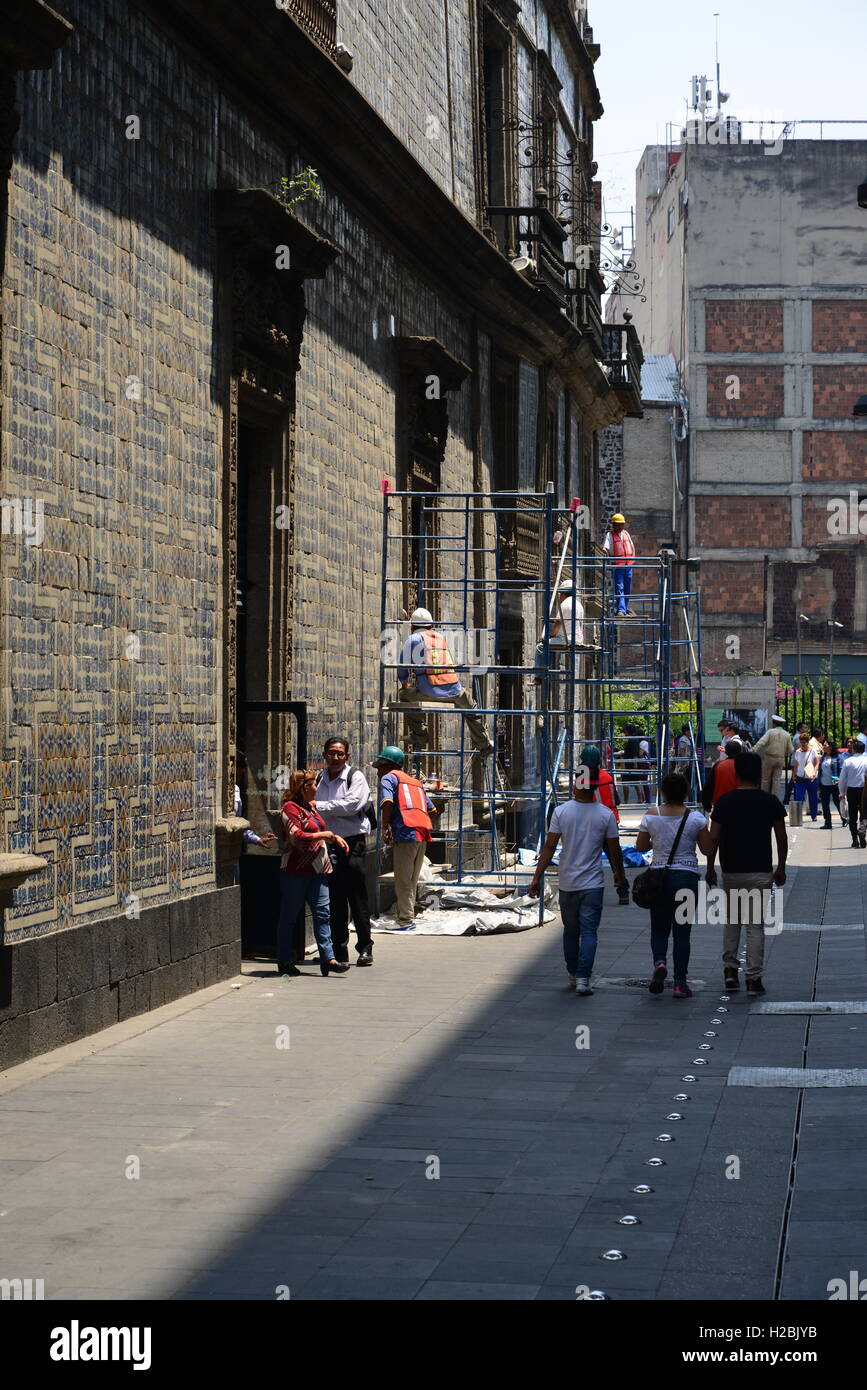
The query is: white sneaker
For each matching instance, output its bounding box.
[576,977,594,996]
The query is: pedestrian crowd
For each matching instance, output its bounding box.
[525,713,867,1003]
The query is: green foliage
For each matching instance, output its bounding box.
[599,688,697,739]
[276,167,324,210]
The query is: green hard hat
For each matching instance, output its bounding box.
[374,745,404,767]
[581,743,601,769]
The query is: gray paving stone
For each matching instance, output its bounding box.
[416,1281,539,1299]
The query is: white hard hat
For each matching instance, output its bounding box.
[409,607,434,625]
[556,579,573,591]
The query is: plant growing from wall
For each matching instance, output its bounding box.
[275,167,324,211]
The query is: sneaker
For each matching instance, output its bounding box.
[648,962,667,994]
[745,977,766,995]
[724,969,740,991]
[672,983,692,998]
[575,978,594,996]
[567,973,577,990]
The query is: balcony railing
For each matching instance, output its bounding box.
[569,262,605,356]
[279,0,337,52]
[601,323,645,417]
[486,204,568,307]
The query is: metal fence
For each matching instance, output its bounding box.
[776,686,865,746]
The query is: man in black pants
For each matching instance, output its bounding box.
[314,738,375,965]
[839,739,867,849]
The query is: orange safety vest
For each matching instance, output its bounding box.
[611,530,635,565]
[420,628,458,686]
[392,771,433,832]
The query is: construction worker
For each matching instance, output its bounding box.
[751,716,793,798]
[374,746,438,926]
[601,512,636,616]
[533,579,589,682]
[397,608,494,755]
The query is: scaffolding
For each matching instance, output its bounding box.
[376,488,704,914]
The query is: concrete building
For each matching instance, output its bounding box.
[0,0,640,1065]
[622,133,867,677]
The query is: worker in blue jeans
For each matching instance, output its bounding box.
[601,513,636,616]
[529,775,626,995]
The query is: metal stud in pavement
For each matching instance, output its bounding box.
[601,1249,626,1259]
[617,1215,641,1225]
[631,1184,653,1194]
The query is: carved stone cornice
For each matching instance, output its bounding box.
[214,188,339,278]
[394,337,471,393]
[0,0,72,71]
[0,853,48,910]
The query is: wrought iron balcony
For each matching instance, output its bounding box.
[486,204,568,307]
[568,261,605,357]
[601,321,645,418]
[278,0,337,53]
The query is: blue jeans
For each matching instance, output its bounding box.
[793,777,818,819]
[559,888,604,978]
[278,873,334,962]
[614,566,632,614]
[649,869,698,984]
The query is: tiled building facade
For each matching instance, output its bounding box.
[0,0,638,1065]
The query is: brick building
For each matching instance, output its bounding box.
[622,135,867,678]
[0,0,639,1065]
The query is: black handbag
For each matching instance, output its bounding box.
[632,810,690,910]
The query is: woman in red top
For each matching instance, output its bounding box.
[278,769,350,976]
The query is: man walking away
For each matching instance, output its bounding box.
[397,609,494,755]
[839,738,867,848]
[706,752,787,997]
[315,737,375,966]
[529,771,627,995]
[752,716,793,798]
[375,746,438,927]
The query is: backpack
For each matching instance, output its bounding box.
[316,766,377,830]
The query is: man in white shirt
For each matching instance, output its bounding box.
[314,737,375,964]
[528,776,626,995]
[839,744,867,848]
[533,579,588,687]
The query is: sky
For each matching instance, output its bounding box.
[592,0,867,244]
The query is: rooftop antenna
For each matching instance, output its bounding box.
[714,13,730,113]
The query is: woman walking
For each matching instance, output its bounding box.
[635,772,712,998]
[791,732,820,822]
[278,769,351,976]
[818,740,845,829]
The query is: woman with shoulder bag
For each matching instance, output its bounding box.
[634,772,712,998]
[278,769,351,977]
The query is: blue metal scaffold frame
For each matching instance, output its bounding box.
[376,488,704,916]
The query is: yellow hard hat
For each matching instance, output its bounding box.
[611,513,626,524]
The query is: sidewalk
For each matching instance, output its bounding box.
[0,818,864,1300]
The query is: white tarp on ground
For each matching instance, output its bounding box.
[371,879,555,936]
